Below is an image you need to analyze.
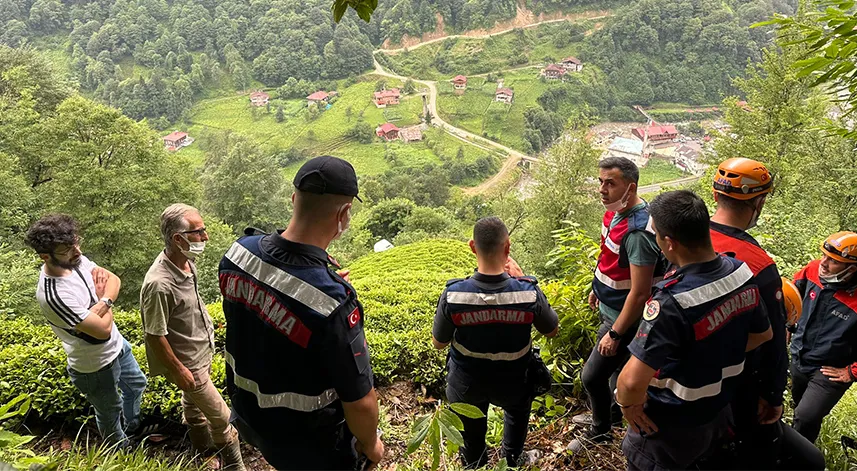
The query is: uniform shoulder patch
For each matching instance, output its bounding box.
[446,278,466,287]
[516,276,538,284]
[643,299,660,321]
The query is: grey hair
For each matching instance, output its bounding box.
[160,203,197,248]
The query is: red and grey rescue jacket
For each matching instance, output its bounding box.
[791,259,857,378]
[710,221,787,406]
[592,204,665,312]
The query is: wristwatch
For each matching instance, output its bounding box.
[608,328,622,340]
[100,297,114,308]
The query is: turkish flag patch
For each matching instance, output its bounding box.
[348,307,361,328]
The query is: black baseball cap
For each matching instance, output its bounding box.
[293,156,362,202]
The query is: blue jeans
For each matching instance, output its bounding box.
[68,340,147,446]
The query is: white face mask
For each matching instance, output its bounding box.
[179,234,206,259]
[333,205,352,241]
[603,185,632,212]
[820,265,857,284]
[745,199,764,230]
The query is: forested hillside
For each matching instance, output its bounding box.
[580,0,796,104]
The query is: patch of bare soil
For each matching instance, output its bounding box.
[381,5,611,51]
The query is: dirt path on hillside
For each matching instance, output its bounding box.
[378,9,612,53]
[372,58,526,196]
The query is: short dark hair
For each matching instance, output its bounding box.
[599,157,639,184]
[716,192,765,211]
[649,190,711,250]
[26,214,79,254]
[473,217,509,254]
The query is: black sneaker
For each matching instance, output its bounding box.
[566,427,613,454]
[128,416,163,439]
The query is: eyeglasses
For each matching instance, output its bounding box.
[182,227,207,236]
[54,237,83,256]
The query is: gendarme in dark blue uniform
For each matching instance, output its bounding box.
[623,256,771,469]
[433,271,558,468]
[219,231,372,469]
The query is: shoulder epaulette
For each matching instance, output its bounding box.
[515,276,538,285]
[446,278,466,287]
[243,226,268,236]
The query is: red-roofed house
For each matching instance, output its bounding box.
[632,125,679,142]
[561,57,583,72]
[376,123,400,141]
[495,88,514,104]
[373,88,401,108]
[163,131,189,151]
[542,64,566,80]
[250,91,270,107]
[452,75,468,91]
[307,91,330,107]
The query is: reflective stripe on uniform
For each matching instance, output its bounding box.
[648,361,744,401]
[601,224,609,239]
[604,235,621,254]
[225,351,339,411]
[672,263,754,309]
[594,267,632,290]
[447,290,538,305]
[451,339,532,361]
[225,242,340,317]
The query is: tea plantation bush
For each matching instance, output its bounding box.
[0,239,478,424]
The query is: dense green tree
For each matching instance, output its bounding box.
[517,123,601,273]
[363,197,415,240]
[346,121,375,144]
[37,95,198,300]
[200,132,290,233]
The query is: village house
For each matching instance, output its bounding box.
[604,137,646,167]
[452,75,467,91]
[495,87,514,104]
[399,126,423,143]
[542,64,566,80]
[560,57,583,72]
[162,131,193,152]
[249,91,269,107]
[306,90,330,107]
[373,88,401,108]
[632,124,679,142]
[376,123,400,141]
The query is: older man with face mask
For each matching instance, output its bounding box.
[219,156,383,470]
[789,231,857,444]
[140,204,245,470]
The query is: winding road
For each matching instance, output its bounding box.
[372,58,528,195]
[370,11,698,196]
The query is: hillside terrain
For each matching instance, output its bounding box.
[8,0,857,470]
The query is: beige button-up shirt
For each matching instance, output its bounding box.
[140,251,215,376]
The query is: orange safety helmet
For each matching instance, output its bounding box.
[713,158,774,200]
[781,277,802,326]
[821,231,857,263]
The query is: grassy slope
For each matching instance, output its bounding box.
[186,76,496,180]
[379,21,593,81]
[639,158,686,186]
[437,69,566,152]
